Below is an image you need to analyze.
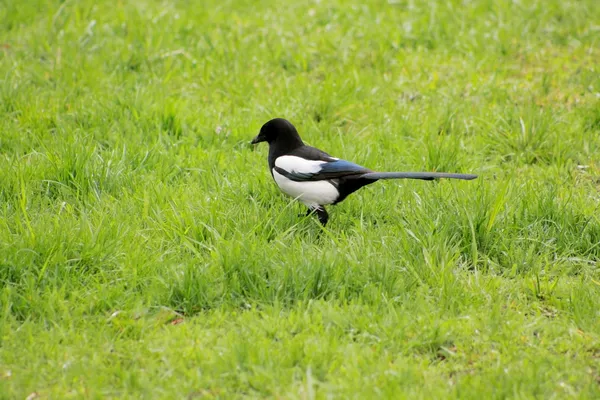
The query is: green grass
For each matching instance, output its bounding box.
[1,0,600,398]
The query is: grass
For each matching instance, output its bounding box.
[1,0,599,398]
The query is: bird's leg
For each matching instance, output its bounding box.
[316,207,329,226]
[304,206,329,226]
[309,206,328,226]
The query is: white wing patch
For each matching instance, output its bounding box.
[274,155,325,175]
[272,169,339,207]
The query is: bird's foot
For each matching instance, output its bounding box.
[306,206,328,226]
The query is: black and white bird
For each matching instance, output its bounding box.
[251,118,477,226]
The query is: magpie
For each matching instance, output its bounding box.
[251,118,477,226]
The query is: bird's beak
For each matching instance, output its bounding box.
[250,134,264,145]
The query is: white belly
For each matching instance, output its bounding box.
[272,169,339,207]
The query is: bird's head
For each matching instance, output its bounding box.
[251,118,303,146]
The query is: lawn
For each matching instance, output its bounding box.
[1,0,599,398]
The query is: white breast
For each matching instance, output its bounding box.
[272,169,339,207]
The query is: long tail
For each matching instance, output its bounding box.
[362,172,477,181]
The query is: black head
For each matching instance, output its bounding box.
[251,118,304,147]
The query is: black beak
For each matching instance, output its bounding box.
[250,134,264,145]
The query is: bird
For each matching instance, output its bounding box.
[251,118,477,226]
